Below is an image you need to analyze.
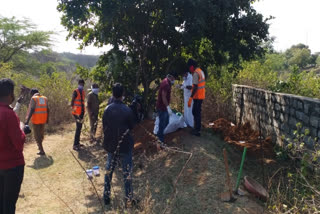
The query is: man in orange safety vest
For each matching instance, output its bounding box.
[187,59,205,137]
[25,88,49,155]
[71,79,86,150]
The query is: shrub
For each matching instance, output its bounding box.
[0,66,74,131]
[268,123,320,213]
[203,66,237,122]
[238,60,278,89]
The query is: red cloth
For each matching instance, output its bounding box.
[156,78,172,111]
[0,103,25,170]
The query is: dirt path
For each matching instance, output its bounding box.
[16,122,266,214]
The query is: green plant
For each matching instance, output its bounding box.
[0,66,74,131]
[238,59,278,89]
[268,123,320,213]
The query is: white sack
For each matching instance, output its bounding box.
[153,113,186,135]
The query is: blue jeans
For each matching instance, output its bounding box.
[157,110,169,142]
[104,151,133,201]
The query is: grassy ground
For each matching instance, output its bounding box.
[16,122,266,214]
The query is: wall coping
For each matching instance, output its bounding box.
[232,84,320,103]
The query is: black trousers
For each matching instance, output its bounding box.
[192,99,203,133]
[0,165,24,214]
[74,115,84,146]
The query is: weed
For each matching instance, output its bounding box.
[268,123,320,213]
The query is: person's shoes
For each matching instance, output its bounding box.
[191,130,201,137]
[125,199,140,209]
[73,145,80,151]
[193,132,201,137]
[104,197,110,206]
[37,151,46,156]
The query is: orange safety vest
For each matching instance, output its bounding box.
[72,89,85,116]
[31,95,48,124]
[192,68,205,100]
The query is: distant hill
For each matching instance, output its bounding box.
[59,52,99,68]
[9,49,100,75]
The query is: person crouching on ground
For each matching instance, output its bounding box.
[102,83,136,207]
[87,83,100,142]
[0,78,26,214]
[25,88,49,156]
[156,73,176,143]
[71,79,85,151]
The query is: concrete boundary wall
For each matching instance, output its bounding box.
[232,84,320,146]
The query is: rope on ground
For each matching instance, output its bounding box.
[104,128,131,209]
[81,173,89,214]
[73,120,192,212]
[69,150,105,213]
[35,170,76,214]
[138,124,193,214]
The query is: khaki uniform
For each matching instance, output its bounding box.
[87,92,99,140]
[27,94,48,154]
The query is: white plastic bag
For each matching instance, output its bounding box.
[153,113,186,135]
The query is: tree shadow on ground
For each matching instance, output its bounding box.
[84,193,105,214]
[27,155,54,170]
[83,166,131,213]
[76,139,107,164]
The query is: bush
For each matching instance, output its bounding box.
[268,123,320,213]
[203,66,237,122]
[281,68,320,98]
[0,65,75,131]
[238,60,278,90]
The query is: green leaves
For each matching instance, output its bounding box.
[0,16,52,63]
[58,0,270,111]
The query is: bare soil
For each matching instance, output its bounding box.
[16,120,268,214]
[208,118,276,160]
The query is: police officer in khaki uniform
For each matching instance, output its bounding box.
[87,83,100,142]
[25,89,49,155]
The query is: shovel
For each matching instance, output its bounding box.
[220,149,236,202]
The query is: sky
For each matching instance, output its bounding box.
[253,0,320,53]
[0,0,319,55]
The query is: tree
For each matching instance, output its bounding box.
[317,56,320,67]
[288,48,311,69]
[0,16,52,63]
[285,43,314,69]
[58,0,270,112]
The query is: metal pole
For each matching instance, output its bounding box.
[259,115,265,186]
[235,147,247,191]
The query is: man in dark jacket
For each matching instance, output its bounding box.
[0,78,26,214]
[102,83,135,207]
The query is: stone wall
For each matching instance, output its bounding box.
[232,84,320,147]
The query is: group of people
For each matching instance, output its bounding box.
[156,58,206,142]
[0,58,205,213]
[0,78,102,213]
[70,79,100,151]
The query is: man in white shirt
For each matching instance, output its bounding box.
[180,71,194,127]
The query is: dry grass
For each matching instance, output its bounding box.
[16,122,266,214]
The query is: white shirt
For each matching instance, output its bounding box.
[182,73,193,97]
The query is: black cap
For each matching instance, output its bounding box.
[30,88,39,95]
[91,83,99,88]
[187,58,198,68]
